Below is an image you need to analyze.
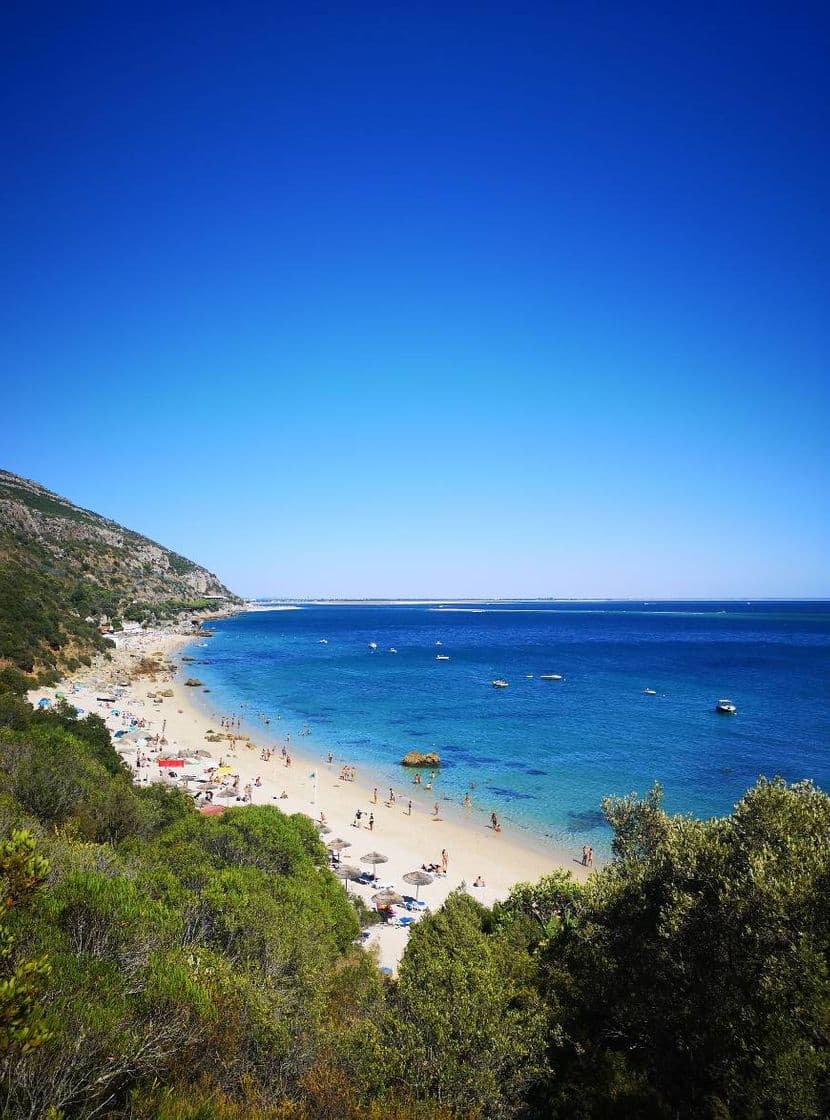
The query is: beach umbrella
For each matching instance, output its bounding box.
[403,869,434,900]
[360,851,389,878]
[317,824,332,835]
[328,838,352,853]
[333,864,360,892]
[215,766,234,776]
[217,787,238,799]
[372,889,404,908]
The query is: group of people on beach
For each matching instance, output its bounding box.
[421,848,450,875]
[581,845,594,867]
[352,808,375,831]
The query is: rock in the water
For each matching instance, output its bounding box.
[401,750,441,768]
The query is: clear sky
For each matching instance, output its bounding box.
[2,2,828,599]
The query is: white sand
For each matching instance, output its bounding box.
[30,625,590,971]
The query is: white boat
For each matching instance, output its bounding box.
[540,673,563,681]
[492,679,509,688]
[368,642,378,650]
[435,640,443,646]
[436,654,450,661]
[389,648,398,653]
[318,639,328,644]
[643,688,657,695]
[716,699,737,714]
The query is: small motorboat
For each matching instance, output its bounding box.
[388,648,398,654]
[716,699,737,714]
[492,679,509,688]
[643,688,657,695]
[540,674,563,681]
[435,654,450,661]
[368,642,378,650]
[435,640,443,646]
[318,639,328,644]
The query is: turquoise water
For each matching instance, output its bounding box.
[183,602,830,853]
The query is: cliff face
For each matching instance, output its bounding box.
[0,469,240,677]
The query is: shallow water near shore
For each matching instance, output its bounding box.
[182,601,830,855]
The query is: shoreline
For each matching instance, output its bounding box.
[29,623,591,970]
[177,631,586,874]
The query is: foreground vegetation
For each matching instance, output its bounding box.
[0,678,827,1119]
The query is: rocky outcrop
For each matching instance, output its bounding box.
[0,468,240,609]
[401,751,441,768]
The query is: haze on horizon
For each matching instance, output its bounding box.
[3,4,828,600]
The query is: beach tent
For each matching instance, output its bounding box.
[37,698,50,708]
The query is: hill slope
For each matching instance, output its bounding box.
[0,469,239,679]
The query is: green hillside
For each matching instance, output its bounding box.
[0,470,240,682]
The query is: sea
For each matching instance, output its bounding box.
[182,601,830,856]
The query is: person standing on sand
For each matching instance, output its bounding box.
[407,799,412,815]
[587,847,594,867]
[433,802,440,817]
[581,845,588,866]
[368,813,374,831]
[373,787,378,804]
[463,792,471,809]
[441,848,448,873]
[491,811,499,831]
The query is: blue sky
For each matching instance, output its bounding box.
[2,2,828,598]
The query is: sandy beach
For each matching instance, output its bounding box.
[29,624,590,970]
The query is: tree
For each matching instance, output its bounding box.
[545,778,830,1120]
[0,830,51,1053]
[388,891,546,1118]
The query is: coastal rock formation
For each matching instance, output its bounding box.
[400,750,441,768]
[0,467,242,675]
[0,469,239,609]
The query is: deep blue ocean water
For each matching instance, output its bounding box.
[182,602,830,854]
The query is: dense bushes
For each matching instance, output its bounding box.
[0,553,108,675]
[0,684,827,1118]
